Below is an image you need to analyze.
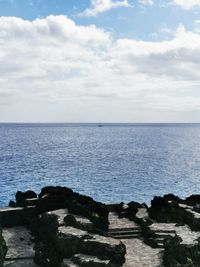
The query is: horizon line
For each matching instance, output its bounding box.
[0,122,200,124]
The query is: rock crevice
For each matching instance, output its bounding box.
[1,188,200,267]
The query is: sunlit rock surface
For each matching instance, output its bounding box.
[1,187,200,266]
[2,227,37,267]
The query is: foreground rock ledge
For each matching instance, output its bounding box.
[1,187,200,266]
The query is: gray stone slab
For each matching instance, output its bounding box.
[58,226,89,238]
[150,223,200,245]
[4,259,39,267]
[179,204,200,219]
[123,239,163,267]
[109,212,139,229]
[49,209,69,225]
[3,227,35,259]
[72,253,111,266]
[109,212,163,267]
[49,209,93,229]
[62,259,79,267]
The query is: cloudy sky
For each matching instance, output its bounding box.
[0,0,200,122]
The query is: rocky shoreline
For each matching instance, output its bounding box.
[1,187,200,266]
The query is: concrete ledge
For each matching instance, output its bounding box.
[0,207,35,227]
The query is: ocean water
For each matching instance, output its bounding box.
[0,123,200,207]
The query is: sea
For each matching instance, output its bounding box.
[0,123,200,207]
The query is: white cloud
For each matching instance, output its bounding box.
[139,0,154,5]
[140,0,200,9]
[0,16,200,122]
[171,0,200,9]
[80,0,130,17]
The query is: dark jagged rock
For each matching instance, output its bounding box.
[35,186,74,213]
[24,198,38,207]
[88,203,109,231]
[163,236,200,267]
[38,186,73,199]
[5,187,200,267]
[81,238,126,266]
[35,193,68,213]
[163,194,182,203]
[71,216,100,236]
[16,190,37,207]
[128,201,145,210]
[0,227,7,267]
[64,214,94,232]
[8,201,16,208]
[185,195,200,207]
[132,208,157,248]
[30,213,59,241]
[149,196,200,231]
[67,195,109,231]
[30,213,63,267]
[54,226,88,258]
[127,201,146,220]
[0,207,35,227]
[64,214,78,227]
[54,226,126,265]
[149,196,186,224]
[34,241,63,267]
[149,196,174,223]
[73,192,94,206]
[36,186,109,231]
[115,201,146,220]
[28,209,125,267]
[30,210,125,266]
[115,202,124,215]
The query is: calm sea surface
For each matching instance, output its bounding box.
[0,123,200,207]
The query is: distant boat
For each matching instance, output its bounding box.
[98,124,103,127]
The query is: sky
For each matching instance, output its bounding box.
[0,0,200,122]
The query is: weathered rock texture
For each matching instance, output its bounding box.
[1,188,200,266]
[0,227,7,267]
[163,236,200,267]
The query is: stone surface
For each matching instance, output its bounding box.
[4,188,200,267]
[109,212,163,267]
[35,186,109,231]
[54,226,126,265]
[163,236,200,267]
[136,208,149,220]
[48,209,94,231]
[49,209,69,225]
[2,226,38,267]
[0,227,7,267]
[55,226,90,257]
[179,203,200,219]
[123,239,163,267]
[72,254,114,266]
[109,213,139,230]
[3,227,35,259]
[150,223,200,245]
[4,259,40,267]
[81,238,125,266]
[62,259,79,267]
[149,196,200,231]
